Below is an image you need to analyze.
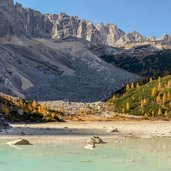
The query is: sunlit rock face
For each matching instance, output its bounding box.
[0,0,52,39]
[1,0,171,48]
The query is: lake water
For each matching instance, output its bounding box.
[0,137,171,171]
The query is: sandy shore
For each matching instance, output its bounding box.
[0,121,171,144]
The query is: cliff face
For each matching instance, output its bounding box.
[1,0,171,48]
[46,13,126,46]
[46,13,103,45]
[0,0,52,39]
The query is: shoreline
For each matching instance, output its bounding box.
[0,121,171,144]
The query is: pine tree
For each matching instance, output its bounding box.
[168,80,171,88]
[167,92,171,100]
[143,98,147,106]
[131,83,134,89]
[140,100,144,108]
[122,108,125,113]
[136,82,140,89]
[157,82,162,91]
[151,87,157,97]
[112,95,116,101]
[126,84,130,91]
[158,108,162,116]
[162,93,167,104]
[126,102,130,111]
[164,111,168,117]
[150,77,153,83]
[51,112,56,119]
[152,111,155,117]
[156,95,161,103]
[32,100,38,109]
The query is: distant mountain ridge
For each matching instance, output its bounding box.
[0,0,140,102]
[0,0,171,49]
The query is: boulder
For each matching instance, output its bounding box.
[87,138,96,146]
[107,128,119,133]
[86,136,105,147]
[7,139,31,145]
[93,136,105,144]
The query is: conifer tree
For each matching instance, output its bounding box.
[168,80,171,88]
[162,93,167,104]
[126,102,130,111]
[167,92,171,100]
[131,83,134,89]
[151,87,157,97]
[156,95,161,103]
[136,82,140,89]
[126,84,130,91]
[158,108,162,116]
[157,82,162,91]
[32,100,38,109]
[143,98,147,106]
[122,108,125,113]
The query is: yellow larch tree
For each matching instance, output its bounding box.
[151,87,157,97]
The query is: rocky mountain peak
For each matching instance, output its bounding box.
[115,31,146,46]
[160,34,171,42]
[95,23,125,46]
[0,0,14,7]
[0,1,171,48]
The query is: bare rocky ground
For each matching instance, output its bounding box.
[42,100,145,122]
[0,38,140,102]
[42,100,114,116]
[1,121,171,145]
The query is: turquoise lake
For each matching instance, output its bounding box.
[0,137,171,171]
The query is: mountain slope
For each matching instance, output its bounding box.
[101,47,171,78]
[0,38,140,102]
[109,75,171,118]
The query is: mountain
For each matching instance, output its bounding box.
[109,75,171,118]
[0,0,140,102]
[101,46,171,78]
[1,0,171,49]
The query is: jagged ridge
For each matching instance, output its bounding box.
[0,0,171,48]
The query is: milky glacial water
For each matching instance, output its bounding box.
[0,137,171,171]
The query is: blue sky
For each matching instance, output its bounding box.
[14,0,171,37]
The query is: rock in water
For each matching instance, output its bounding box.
[7,139,31,145]
[87,138,96,145]
[93,136,105,144]
[107,128,119,133]
[85,137,105,150]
